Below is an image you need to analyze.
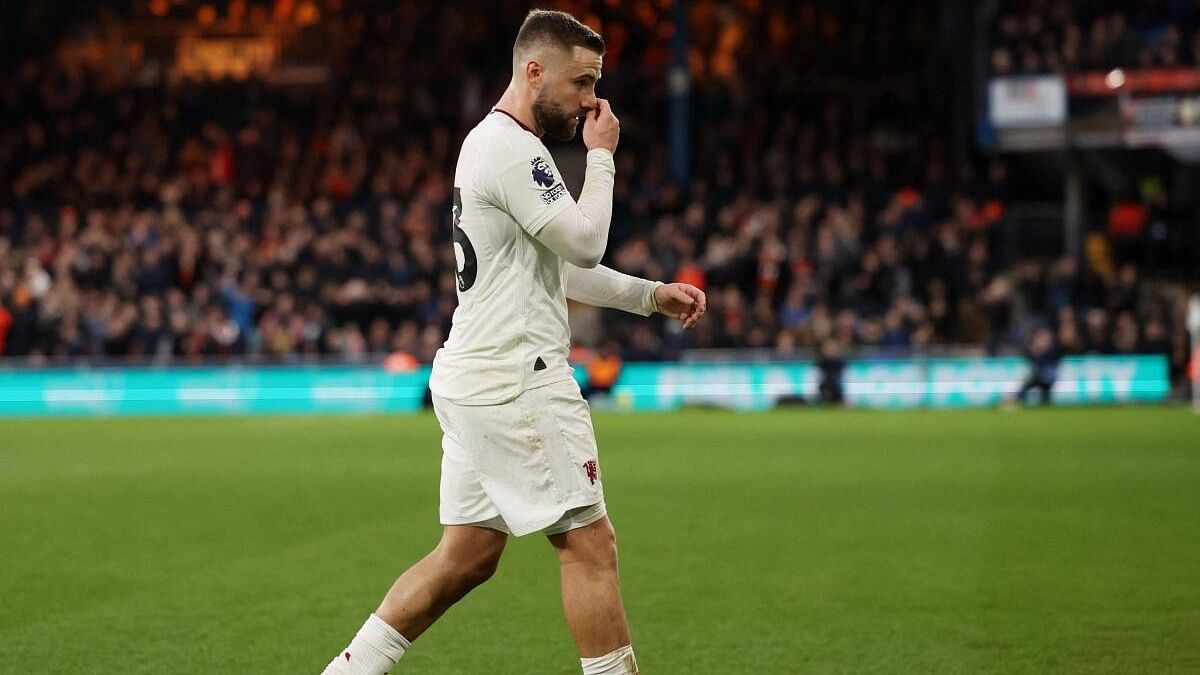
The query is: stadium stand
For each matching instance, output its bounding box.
[0,0,1195,391]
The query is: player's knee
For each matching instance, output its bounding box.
[442,546,502,591]
[466,549,502,586]
[562,520,619,571]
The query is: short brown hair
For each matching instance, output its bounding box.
[513,9,605,60]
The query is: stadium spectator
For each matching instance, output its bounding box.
[1014,326,1060,405]
[990,0,1200,75]
[816,338,847,405]
[582,341,624,400]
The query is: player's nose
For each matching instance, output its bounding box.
[581,93,598,114]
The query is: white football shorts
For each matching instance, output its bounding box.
[431,378,607,537]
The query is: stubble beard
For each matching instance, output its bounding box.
[533,90,579,142]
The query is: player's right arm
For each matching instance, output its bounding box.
[489,100,620,268]
[531,148,614,268]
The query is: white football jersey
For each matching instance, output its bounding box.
[429,110,586,405]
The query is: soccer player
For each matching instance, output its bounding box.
[321,10,706,675]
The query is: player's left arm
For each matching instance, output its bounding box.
[565,264,707,329]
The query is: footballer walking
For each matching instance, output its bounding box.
[321,10,706,675]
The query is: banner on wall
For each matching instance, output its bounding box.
[0,355,1169,417]
[608,355,1169,411]
[0,366,431,417]
[989,75,1068,128]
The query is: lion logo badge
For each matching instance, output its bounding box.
[531,157,556,188]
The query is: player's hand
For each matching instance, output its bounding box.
[583,98,619,154]
[654,283,706,330]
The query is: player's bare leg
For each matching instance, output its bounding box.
[549,516,639,673]
[376,524,508,639]
[321,525,506,674]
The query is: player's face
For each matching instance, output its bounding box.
[533,46,601,142]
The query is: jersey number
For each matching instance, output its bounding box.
[451,188,478,292]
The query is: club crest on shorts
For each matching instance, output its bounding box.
[531,156,556,188]
[583,460,599,485]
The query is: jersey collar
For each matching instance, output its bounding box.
[491,107,540,137]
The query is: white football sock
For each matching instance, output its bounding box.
[321,614,410,674]
[581,645,639,674]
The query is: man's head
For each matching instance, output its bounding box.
[512,10,604,141]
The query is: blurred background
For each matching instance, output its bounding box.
[1,0,1199,413]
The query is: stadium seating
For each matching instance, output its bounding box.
[0,0,1193,391]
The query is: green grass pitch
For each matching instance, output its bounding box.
[1,408,1198,674]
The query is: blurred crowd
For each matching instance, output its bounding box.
[990,0,1200,75]
[0,0,1195,387]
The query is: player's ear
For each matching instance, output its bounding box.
[524,59,543,86]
